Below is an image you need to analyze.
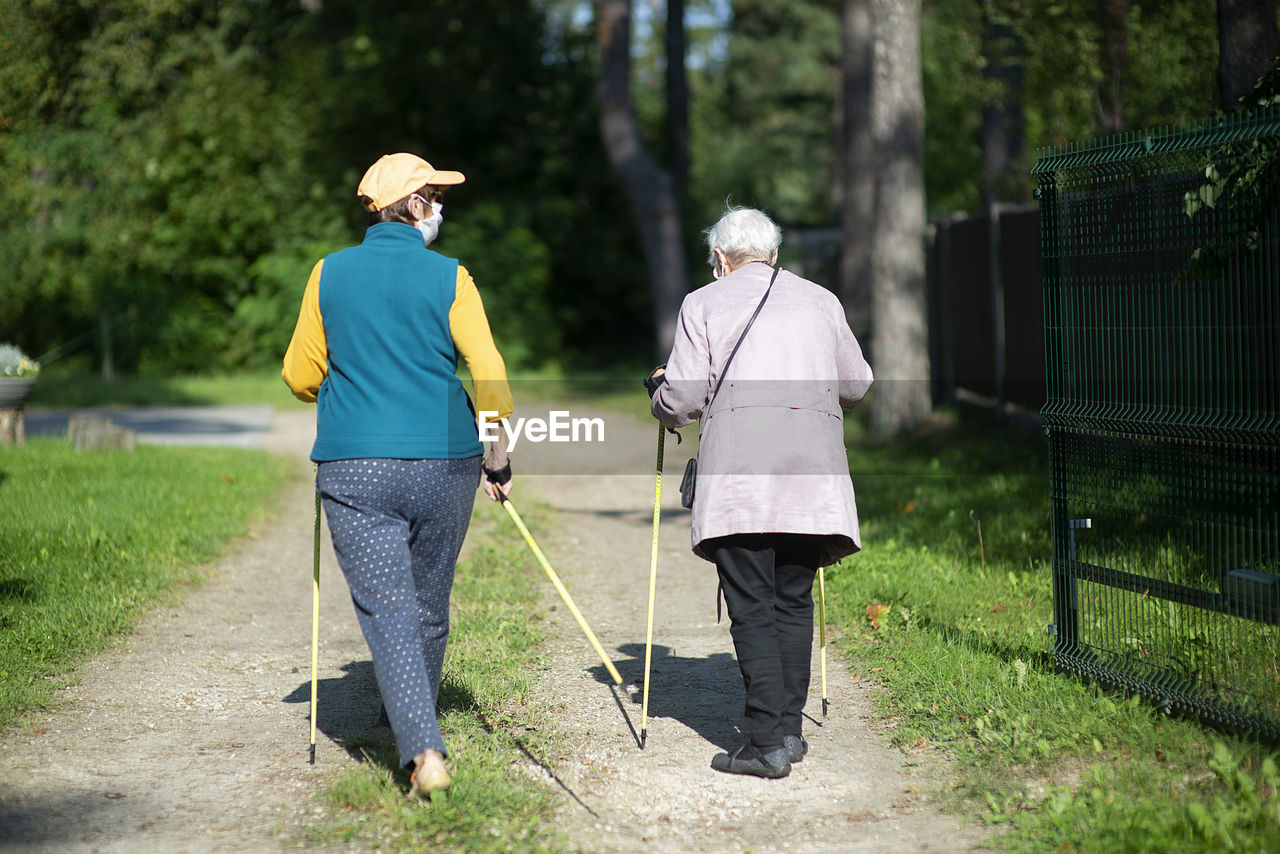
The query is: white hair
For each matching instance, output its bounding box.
[705,206,782,268]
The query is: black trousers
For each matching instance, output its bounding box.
[706,532,823,750]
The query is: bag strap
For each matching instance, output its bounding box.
[711,264,780,402]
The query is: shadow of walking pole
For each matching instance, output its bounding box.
[609,683,642,749]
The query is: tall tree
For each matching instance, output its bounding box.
[867,0,931,435]
[1095,0,1130,135]
[980,0,1026,205]
[1217,0,1280,108]
[597,0,689,357]
[838,0,874,337]
[667,0,690,188]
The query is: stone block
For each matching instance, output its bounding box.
[70,416,138,452]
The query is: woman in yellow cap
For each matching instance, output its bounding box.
[283,152,514,800]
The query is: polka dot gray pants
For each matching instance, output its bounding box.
[317,456,480,767]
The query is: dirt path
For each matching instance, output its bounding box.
[0,405,989,853]
[514,404,989,853]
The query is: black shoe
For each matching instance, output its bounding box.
[783,734,808,763]
[710,743,791,779]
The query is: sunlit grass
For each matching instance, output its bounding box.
[308,499,569,853]
[0,438,295,730]
[827,404,1280,852]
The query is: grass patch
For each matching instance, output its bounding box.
[309,498,567,853]
[0,438,294,730]
[827,404,1280,852]
[29,369,309,410]
[29,366,655,414]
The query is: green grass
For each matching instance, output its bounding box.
[28,369,310,410]
[309,499,568,853]
[30,366,656,417]
[828,404,1280,852]
[0,437,295,730]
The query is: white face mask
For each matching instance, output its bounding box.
[416,201,443,246]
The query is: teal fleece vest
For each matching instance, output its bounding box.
[312,222,480,462]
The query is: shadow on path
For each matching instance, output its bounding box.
[0,793,117,849]
[283,659,596,813]
[283,660,381,761]
[585,643,790,753]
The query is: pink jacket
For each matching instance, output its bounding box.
[651,261,873,566]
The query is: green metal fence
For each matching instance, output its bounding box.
[1034,106,1280,739]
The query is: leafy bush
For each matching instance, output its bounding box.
[434,202,561,369]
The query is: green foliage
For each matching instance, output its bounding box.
[827,404,1280,850]
[311,500,566,852]
[0,439,294,730]
[923,0,985,213]
[688,0,841,227]
[0,0,647,375]
[0,0,346,374]
[435,204,560,369]
[0,0,1253,371]
[922,0,1222,213]
[1181,63,1280,277]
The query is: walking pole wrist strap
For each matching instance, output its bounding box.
[483,462,512,485]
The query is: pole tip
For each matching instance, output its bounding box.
[640,730,647,750]
[822,699,829,717]
[309,744,316,764]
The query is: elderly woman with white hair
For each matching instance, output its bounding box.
[648,206,873,779]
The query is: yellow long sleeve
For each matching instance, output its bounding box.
[281,259,513,418]
[281,260,328,403]
[451,265,514,420]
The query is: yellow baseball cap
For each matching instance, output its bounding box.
[356,153,465,212]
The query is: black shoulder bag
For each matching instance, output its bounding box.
[680,265,780,509]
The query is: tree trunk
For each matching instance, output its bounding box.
[868,0,930,436]
[981,2,1026,206]
[838,0,874,339]
[597,0,689,359]
[1095,0,1129,136]
[1218,0,1280,109]
[666,0,690,188]
[99,307,115,382]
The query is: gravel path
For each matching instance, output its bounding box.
[0,404,989,853]
[515,404,989,853]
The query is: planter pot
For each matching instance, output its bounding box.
[0,376,37,410]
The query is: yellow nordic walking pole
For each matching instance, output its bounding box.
[818,564,829,717]
[310,472,321,764]
[497,493,623,685]
[641,424,665,749]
